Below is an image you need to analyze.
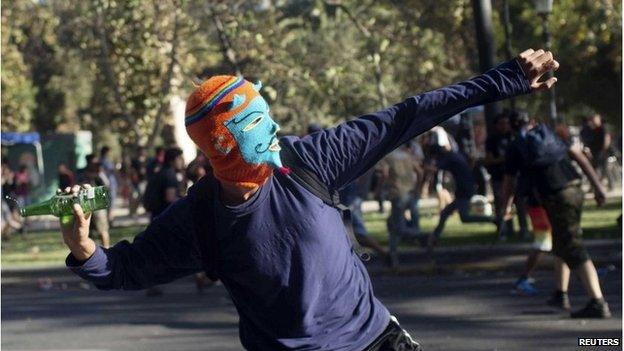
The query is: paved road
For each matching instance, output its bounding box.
[2,261,621,351]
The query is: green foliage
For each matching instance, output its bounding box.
[0,0,621,143]
[1,2,38,132]
[52,0,194,146]
[500,0,622,127]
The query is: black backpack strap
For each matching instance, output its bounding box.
[188,174,220,281]
[279,142,370,261]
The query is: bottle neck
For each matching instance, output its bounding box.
[20,199,53,217]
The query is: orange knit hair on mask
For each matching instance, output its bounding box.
[185,75,272,189]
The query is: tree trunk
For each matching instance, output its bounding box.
[206,5,242,76]
[328,1,388,108]
[146,9,180,150]
[92,2,142,140]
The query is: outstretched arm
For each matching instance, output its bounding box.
[62,185,202,290]
[285,49,558,190]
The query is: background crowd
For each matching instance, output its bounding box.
[4,109,617,261]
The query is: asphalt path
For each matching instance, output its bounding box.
[2,263,621,351]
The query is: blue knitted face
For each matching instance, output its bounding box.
[224,94,283,168]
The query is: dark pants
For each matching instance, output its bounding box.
[387,195,422,265]
[433,196,494,238]
[387,195,421,238]
[407,195,421,232]
[541,183,590,269]
[363,316,421,351]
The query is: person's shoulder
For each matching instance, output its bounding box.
[277,135,302,154]
[162,195,192,213]
[280,135,299,143]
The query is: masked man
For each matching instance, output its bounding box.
[61,49,557,350]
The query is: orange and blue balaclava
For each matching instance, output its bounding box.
[185,76,284,189]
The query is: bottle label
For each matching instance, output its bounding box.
[87,187,95,199]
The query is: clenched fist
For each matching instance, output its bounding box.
[60,184,96,262]
[517,49,560,91]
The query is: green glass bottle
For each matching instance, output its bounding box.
[19,186,111,217]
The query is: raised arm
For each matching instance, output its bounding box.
[62,186,202,290]
[284,49,558,190]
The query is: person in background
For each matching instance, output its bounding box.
[340,171,390,262]
[185,158,215,293]
[14,165,31,209]
[117,153,132,211]
[146,146,165,181]
[512,194,553,295]
[372,165,388,213]
[100,146,118,224]
[129,146,148,215]
[1,190,21,241]
[143,147,186,297]
[502,111,610,318]
[148,147,186,219]
[186,159,207,188]
[455,111,488,196]
[421,127,455,212]
[77,154,97,184]
[58,162,75,190]
[1,159,21,240]
[485,111,528,240]
[379,143,425,267]
[186,152,211,180]
[425,131,496,252]
[1,158,18,217]
[2,158,15,198]
[406,138,426,234]
[80,161,110,248]
[186,159,207,184]
[580,114,615,189]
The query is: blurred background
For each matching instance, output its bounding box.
[1,2,622,350]
[2,0,621,164]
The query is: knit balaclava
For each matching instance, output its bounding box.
[185,76,283,189]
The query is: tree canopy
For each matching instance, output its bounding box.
[2,0,621,147]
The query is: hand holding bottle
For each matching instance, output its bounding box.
[60,184,97,262]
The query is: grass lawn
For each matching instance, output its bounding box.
[366,198,622,246]
[2,198,621,269]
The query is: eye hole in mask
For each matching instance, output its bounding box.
[243,114,264,132]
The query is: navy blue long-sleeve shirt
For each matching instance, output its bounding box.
[67,59,530,350]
